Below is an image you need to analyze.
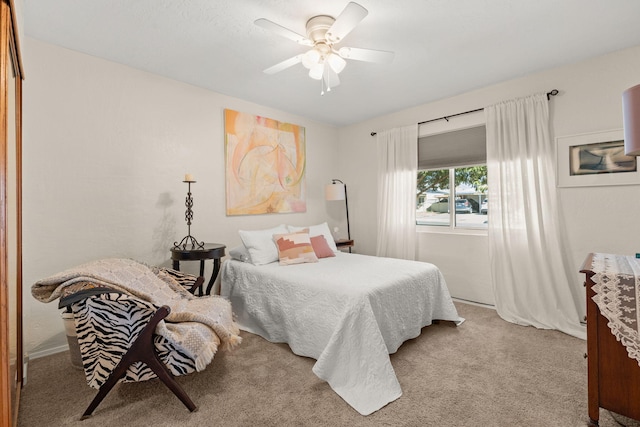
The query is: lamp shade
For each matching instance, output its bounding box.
[623,83,640,156]
[325,182,345,201]
[309,62,324,80]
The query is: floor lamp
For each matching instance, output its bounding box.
[325,179,351,251]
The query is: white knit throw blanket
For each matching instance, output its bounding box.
[32,258,241,371]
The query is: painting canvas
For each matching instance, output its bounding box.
[569,140,636,176]
[225,109,306,215]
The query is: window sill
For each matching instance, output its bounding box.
[416,225,488,236]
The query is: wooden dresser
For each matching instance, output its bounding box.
[581,253,640,426]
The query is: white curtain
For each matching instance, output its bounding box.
[376,125,418,260]
[485,93,585,339]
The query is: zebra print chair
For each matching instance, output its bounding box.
[62,270,208,419]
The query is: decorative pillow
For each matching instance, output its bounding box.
[310,235,336,259]
[239,224,288,265]
[287,222,338,253]
[228,245,252,263]
[273,232,319,265]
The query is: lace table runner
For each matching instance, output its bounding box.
[590,253,640,366]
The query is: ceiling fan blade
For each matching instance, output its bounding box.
[263,54,304,74]
[337,46,394,63]
[325,2,368,43]
[255,18,313,46]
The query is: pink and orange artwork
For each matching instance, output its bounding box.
[224,109,306,215]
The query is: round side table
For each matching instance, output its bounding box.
[170,243,226,295]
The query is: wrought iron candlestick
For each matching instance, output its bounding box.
[173,176,205,250]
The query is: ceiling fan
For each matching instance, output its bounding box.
[255,2,394,94]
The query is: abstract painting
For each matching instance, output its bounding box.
[224,109,306,215]
[569,140,636,175]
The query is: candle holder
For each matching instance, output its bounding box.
[173,178,205,250]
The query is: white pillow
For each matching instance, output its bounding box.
[228,245,252,263]
[239,224,288,265]
[287,222,338,253]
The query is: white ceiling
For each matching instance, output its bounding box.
[22,0,640,126]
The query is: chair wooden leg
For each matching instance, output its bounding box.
[80,361,129,419]
[81,305,197,419]
[144,347,197,412]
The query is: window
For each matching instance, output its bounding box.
[416,126,488,229]
[416,166,488,228]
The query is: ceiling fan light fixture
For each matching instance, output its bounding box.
[256,2,393,95]
[302,49,321,69]
[309,62,325,80]
[327,53,346,74]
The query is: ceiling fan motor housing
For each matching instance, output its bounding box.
[306,15,336,44]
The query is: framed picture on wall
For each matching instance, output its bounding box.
[556,129,640,187]
[224,109,307,215]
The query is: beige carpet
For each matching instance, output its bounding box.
[17,302,640,426]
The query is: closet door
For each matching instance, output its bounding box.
[0,0,23,426]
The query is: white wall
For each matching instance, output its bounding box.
[22,38,340,357]
[22,37,640,355]
[338,44,640,310]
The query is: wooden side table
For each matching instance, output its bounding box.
[170,243,226,296]
[581,253,640,426]
[335,239,354,253]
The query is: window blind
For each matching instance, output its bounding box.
[418,125,486,169]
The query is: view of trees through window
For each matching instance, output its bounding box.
[416,165,488,228]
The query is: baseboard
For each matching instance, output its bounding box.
[23,344,70,386]
[28,343,69,360]
[23,355,28,386]
[452,297,496,310]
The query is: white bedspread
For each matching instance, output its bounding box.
[221,252,463,415]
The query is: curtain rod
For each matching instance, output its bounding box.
[370,89,559,136]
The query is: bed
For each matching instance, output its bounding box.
[221,241,463,415]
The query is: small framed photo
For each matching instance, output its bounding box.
[556,129,640,187]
